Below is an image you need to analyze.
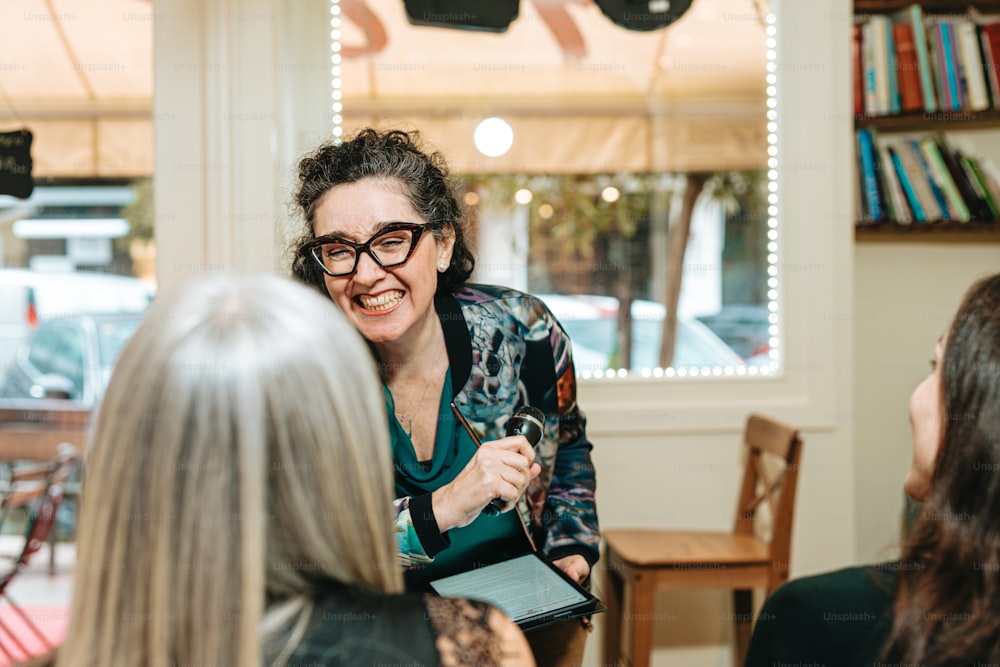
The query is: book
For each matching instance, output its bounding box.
[893,22,925,112]
[942,21,965,109]
[870,15,893,115]
[876,135,913,222]
[854,148,866,221]
[956,20,990,111]
[884,17,902,114]
[890,137,943,221]
[936,137,992,219]
[854,23,865,115]
[919,137,971,220]
[929,21,959,110]
[981,22,1000,108]
[887,144,926,221]
[959,152,1000,218]
[908,137,951,219]
[976,157,1000,212]
[857,128,885,220]
[892,4,937,112]
[949,21,970,109]
[926,21,950,110]
[861,20,883,115]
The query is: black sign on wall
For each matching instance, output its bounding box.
[0,129,33,199]
[595,0,695,31]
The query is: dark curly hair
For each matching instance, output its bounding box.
[288,128,475,296]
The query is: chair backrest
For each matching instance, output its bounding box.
[732,413,802,586]
[0,401,91,462]
[0,443,80,593]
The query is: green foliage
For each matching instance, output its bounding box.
[456,172,680,261]
[703,170,768,219]
[114,178,154,258]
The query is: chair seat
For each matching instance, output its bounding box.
[604,529,770,567]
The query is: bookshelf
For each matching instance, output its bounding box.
[856,1,1000,12]
[853,1,1000,243]
[858,108,1000,131]
[855,220,1000,241]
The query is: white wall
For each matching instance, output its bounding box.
[853,245,1000,564]
[154,0,332,293]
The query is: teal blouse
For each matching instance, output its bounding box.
[387,370,524,589]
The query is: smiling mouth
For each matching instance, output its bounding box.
[356,291,404,311]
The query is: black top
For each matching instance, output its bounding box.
[277,584,502,667]
[744,564,897,667]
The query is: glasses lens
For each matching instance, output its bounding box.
[312,242,357,276]
[369,227,416,267]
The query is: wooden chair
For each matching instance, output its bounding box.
[0,402,90,574]
[0,443,80,663]
[601,413,803,667]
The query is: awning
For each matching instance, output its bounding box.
[0,0,768,179]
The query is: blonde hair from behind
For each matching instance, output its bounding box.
[55,273,402,667]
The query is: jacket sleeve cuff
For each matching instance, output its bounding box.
[409,492,450,559]
[546,544,600,568]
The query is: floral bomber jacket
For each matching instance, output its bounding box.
[392,284,600,569]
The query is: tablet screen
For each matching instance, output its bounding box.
[428,553,588,623]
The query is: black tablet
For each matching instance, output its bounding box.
[428,551,605,632]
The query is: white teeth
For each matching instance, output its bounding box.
[358,291,403,311]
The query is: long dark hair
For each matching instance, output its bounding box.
[288,128,475,296]
[881,272,1000,664]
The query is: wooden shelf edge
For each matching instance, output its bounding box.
[855,109,1000,132]
[855,1,1000,12]
[856,221,1000,243]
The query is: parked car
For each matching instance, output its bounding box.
[695,304,772,363]
[0,269,153,374]
[536,293,745,372]
[0,311,144,406]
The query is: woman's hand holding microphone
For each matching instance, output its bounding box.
[432,407,544,532]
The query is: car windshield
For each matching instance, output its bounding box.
[96,318,142,367]
[557,317,742,370]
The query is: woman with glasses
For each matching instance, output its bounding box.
[290,128,599,666]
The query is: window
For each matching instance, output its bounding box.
[334,0,779,378]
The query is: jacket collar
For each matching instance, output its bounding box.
[436,292,471,399]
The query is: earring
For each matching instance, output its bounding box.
[438,263,447,271]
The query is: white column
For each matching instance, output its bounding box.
[153,0,332,293]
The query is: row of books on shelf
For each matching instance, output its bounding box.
[853,4,1000,117]
[855,128,1000,224]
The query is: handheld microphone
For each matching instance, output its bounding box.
[482,406,545,517]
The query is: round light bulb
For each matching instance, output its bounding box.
[474,117,514,157]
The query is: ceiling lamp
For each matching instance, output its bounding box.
[474,118,514,157]
[402,0,519,32]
